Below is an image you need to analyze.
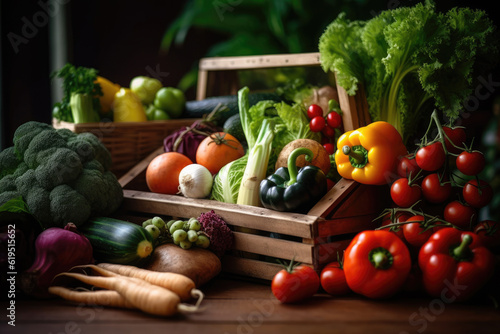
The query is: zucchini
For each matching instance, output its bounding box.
[183,93,283,125]
[80,217,154,266]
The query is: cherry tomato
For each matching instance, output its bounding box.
[456,151,486,176]
[463,179,493,208]
[271,261,320,303]
[390,178,422,208]
[320,261,351,296]
[326,111,342,129]
[421,173,452,204]
[443,200,476,229]
[403,215,434,248]
[309,116,326,133]
[322,125,336,138]
[474,220,500,250]
[442,126,466,154]
[397,156,421,178]
[381,213,411,241]
[307,104,323,119]
[415,142,446,172]
[323,143,335,155]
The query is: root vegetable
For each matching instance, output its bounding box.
[275,139,331,175]
[48,286,135,309]
[53,272,200,316]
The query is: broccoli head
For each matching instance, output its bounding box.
[1,121,123,228]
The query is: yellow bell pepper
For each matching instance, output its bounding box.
[112,88,147,122]
[95,76,121,115]
[334,121,407,185]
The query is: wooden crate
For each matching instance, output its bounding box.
[52,118,196,178]
[118,53,389,280]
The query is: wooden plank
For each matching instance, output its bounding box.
[316,238,353,266]
[307,178,358,218]
[317,214,380,238]
[199,52,321,71]
[121,190,317,238]
[232,232,314,264]
[118,146,163,188]
[196,69,208,100]
[221,255,285,280]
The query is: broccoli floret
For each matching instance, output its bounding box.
[35,148,83,190]
[24,129,67,169]
[0,147,20,178]
[13,121,52,159]
[2,121,123,228]
[49,185,91,226]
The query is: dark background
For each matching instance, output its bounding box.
[1,0,500,150]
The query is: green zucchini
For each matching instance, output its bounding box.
[80,217,154,266]
[183,92,283,125]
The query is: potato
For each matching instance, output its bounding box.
[275,139,331,175]
[144,243,221,287]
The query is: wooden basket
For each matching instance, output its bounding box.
[52,118,196,178]
[117,52,389,280]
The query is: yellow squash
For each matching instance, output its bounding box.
[113,88,147,122]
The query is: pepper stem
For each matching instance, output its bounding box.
[451,234,473,261]
[286,147,313,186]
[369,247,393,270]
[342,145,369,168]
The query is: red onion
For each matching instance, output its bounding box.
[20,223,93,298]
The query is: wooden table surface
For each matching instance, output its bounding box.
[2,273,500,334]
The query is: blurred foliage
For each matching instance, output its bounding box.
[162,0,389,91]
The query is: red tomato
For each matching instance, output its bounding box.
[271,262,320,303]
[456,151,485,176]
[390,178,422,207]
[443,200,476,229]
[463,179,493,208]
[403,215,434,248]
[474,220,500,250]
[323,142,335,155]
[415,142,446,171]
[443,126,466,154]
[320,261,351,296]
[309,116,326,132]
[307,104,323,119]
[421,173,452,204]
[322,125,336,138]
[397,156,421,178]
[326,111,342,129]
[381,213,411,241]
[343,230,411,299]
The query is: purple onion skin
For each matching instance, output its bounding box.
[163,126,206,163]
[21,223,93,298]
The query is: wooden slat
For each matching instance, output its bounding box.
[317,214,380,238]
[199,52,321,71]
[232,232,314,264]
[316,238,353,266]
[307,178,358,218]
[221,255,286,280]
[118,146,163,188]
[121,190,317,238]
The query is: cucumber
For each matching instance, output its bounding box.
[80,217,154,266]
[183,92,282,125]
[223,114,245,144]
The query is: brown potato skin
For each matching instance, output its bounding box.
[275,139,331,175]
[144,243,221,287]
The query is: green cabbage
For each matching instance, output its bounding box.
[210,155,248,204]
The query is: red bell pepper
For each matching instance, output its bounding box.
[343,230,411,299]
[418,227,495,302]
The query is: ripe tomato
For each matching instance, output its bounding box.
[271,262,320,303]
[146,152,193,194]
[307,104,323,119]
[415,142,446,171]
[474,220,500,250]
[322,125,336,138]
[320,261,351,296]
[463,179,493,208]
[443,200,476,229]
[326,111,342,129]
[403,215,434,248]
[421,173,452,203]
[443,126,466,154]
[390,178,422,207]
[309,116,326,133]
[456,151,485,176]
[397,156,421,178]
[323,142,335,155]
[196,132,245,175]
